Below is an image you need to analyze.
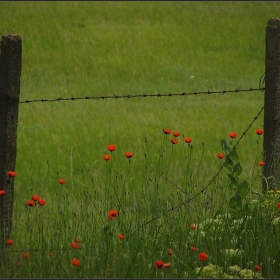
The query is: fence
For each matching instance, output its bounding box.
[1,18,280,243]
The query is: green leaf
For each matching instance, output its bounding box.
[229,148,239,161]
[224,157,234,170]
[237,181,249,199]
[228,173,238,190]
[220,139,231,154]
[229,194,242,211]
[233,162,242,178]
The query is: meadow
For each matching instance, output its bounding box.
[1,1,280,278]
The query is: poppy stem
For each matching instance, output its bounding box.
[184,143,193,189]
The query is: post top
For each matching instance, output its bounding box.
[2,34,21,42]
[267,18,280,28]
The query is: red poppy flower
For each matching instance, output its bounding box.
[71,242,79,249]
[167,248,175,256]
[217,153,225,159]
[32,195,40,201]
[125,152,133,158]
[103,155,111,161]
[49,252,53,257]
[6,239,14,245]
[256,129,263,135]
[118,234,125,240]
[229,132,237,138]
[58,179,66,184]
[254,265,261,271]
[163,128,171,135]
[190,224,196,230]
[0,190,5,196]
[107,145,116,152]
[26,200,35,207]
[155,260,164,270]
[190,246,197,251]
[184,137,192,143]
[173,131,180,137]
[163,262,171,268]
[75,238,82,243]
[23,253,30,260]
[258,161,265,166]
[38,198,46,206]
[108,209,118,220]
[171,138,178,145]
[71,258,81,267]
[199,252,208,261]
[7,171,17,177]
[277,202,280,210]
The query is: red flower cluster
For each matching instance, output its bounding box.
[38,198,46,206]
[0,190,5,196]
[71,242,79,249]
[184,137,192,143]
[118,234,125,240]
[217,153,225,159]
[103,155,111,161]
[229,132,237,138]
[125,152,133,158]
[199,252,208,261]
[26,200,35,207]
[108,209,118,220]
[258,161,265,166]
[190,246,197,251]
[163,128,171,134]
[171,138,178,145]
[104,144,134,161]
[6,239,14,245]
[190,224,196,230]
[7,171,17,177]
[72,258,81,267]
[256,129,263,135]
[254,264,261,271]
[155,260,171,270]
[32,195,39,201]
[27,195,46,207]
[173,131,180,137]
[58,179,66,185]
[107,145,116,152]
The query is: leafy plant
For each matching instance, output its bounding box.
[220,138,250,217]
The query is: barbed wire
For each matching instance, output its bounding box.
[15,87,265,104]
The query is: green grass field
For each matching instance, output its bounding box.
[1,1,280,278]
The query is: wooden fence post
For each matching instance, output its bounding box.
[263,18,280,191]
[0,34,22,243]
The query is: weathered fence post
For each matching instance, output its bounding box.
[263,18,280,191]
[0,34,22,243]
